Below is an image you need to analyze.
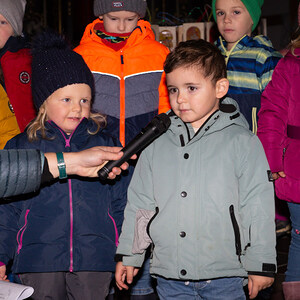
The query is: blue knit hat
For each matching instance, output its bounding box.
[31,31,95,110]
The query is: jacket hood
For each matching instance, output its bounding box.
[78,19,155,49]
[167,97,249,146]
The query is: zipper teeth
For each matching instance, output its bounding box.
[69,179,73,272]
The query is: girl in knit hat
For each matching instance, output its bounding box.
[0,31,133,300]
[0,0,36,148]
[75,1,170,298]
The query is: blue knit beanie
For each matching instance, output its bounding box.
[31,31,95,111]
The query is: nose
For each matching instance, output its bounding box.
[224,14,231,23]
[177,91,185,104]
[118,20,125,32]
[72,101,82,112]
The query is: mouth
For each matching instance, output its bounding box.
[68,117,81,121]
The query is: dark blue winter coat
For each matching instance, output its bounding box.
[0,118,132,273]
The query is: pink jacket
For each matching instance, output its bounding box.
[257,48,300,203]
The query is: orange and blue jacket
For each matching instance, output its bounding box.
[75,19,170,146]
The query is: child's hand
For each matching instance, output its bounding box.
[248,275,274,299]
[0,265,8,281]
[115,261,139,290]
[272,171,286,180]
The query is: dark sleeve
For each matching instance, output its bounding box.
[0,149,42,198]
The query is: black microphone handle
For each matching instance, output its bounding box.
[98,126,160,180]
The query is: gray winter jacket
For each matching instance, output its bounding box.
[0,149,43,198]
[117,97,276,281]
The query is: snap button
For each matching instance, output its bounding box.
[180,231,186,237]
[181,269,187,276]
[184,153,189,159]
[181,191,187,197]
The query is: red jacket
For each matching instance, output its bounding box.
[258,49,300,203]
[0,36,36,132]
[75,19,170,146]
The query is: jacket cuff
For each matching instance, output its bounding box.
[123,253,145,268]
[248,271,275,278]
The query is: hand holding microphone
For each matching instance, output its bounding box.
[98,113,171,180]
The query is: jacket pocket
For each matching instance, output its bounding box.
[282,141,300,180]
[229,205,242,262]
[132,209,156,254]
[16,209,30,254]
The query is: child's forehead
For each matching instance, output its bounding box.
[166,65,206,80]
[105,11,139,17]
[216,0,245,8]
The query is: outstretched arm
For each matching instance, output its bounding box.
[45,146,134,179]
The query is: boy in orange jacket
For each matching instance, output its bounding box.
[75,0,170,147]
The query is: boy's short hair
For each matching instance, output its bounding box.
[164,39,227,84]
[0,0,26,36]
[212,0,264,31]
[93,0,147,18]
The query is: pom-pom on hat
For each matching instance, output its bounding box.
[0,0,26,36]
[94,0,147,18]
[212,0,264,31]
[31,31,95,111]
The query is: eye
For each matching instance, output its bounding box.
[62,98,71,102]
[168,87,178,94]
[233,10,241,15]
[216,11,224,17]
[188,86,197,92]
[0,20,8,25]
[81,98,90,104]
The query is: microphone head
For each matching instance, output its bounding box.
[150,113,171,134]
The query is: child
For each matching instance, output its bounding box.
[212,0,281,135]
[0,31,132,300]
[212,0,289,241]
[0,0,36,135]
[257,26,300,299]
[74,0,170,147]
[115,39,276,300]
[75,1,170,297]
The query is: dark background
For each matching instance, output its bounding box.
[23,0,299,50]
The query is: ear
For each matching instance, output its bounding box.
[215,78,229,99]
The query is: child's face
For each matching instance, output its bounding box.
[166,66,229,129]
[215,0,253,50]
[44,83,92,135]
[102,11,139,34]
[0,14,14,49]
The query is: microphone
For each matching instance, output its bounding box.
[98,113,171,180]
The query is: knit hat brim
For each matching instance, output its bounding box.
[94,0,147,18]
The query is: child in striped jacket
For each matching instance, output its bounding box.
[212,0,281,134]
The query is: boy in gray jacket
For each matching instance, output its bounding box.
[115,39,276,300]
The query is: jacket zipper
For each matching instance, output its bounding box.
[108,209,119,247]
[57,127,74,272]
[229,205,242,262]
[119,51,126,146]
[16,209,30,254]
